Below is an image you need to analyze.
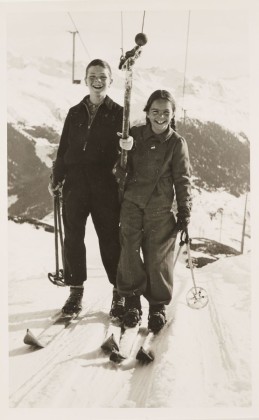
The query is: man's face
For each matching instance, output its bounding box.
[85,66,112,96]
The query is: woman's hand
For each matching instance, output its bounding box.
[117,132,134,151]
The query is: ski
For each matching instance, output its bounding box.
[23,309,82,348]
[101,317,122,353]
[136,329,156,364]
[136,317,174,364]
[109,324,141,363]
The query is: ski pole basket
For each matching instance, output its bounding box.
[48,194,66,287]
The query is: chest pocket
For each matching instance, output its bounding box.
[98,112,117,128]
[132,139,157,178]
[69,113,87,146]
[70,112,86,127]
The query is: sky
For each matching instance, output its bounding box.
[5,5,250,79]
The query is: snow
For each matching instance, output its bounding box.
[7,56,249,136]
[7,65,86,132]
[7,185,254,412]
[4,50,257,418]
[189,189,250,252]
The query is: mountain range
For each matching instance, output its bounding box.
[7,53,250,220]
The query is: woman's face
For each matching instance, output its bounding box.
[147,99,174,134]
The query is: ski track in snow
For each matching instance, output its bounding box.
[8,220,251,408]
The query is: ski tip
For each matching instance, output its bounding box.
[136,346,154,364]
[23,329,45,348]
[110,349,126,364]
[101,334,120,352]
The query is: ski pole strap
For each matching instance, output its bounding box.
[173,229,189,269]
[179,229,189,246]
[173,244,182,270]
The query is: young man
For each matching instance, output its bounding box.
[49,59,124,318]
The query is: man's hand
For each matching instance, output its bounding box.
[48,181,63,197]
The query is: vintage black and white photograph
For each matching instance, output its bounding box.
[1,0,259,417]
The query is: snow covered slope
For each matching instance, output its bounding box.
[7,52,250,223]
[7,53,249,135]
[8,219,251,408]
[6,52,253,412]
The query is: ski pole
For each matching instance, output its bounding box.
[48,193,66,287]
[185,238,198,293]
[173,230,187,270]
[56,194,64,270]
[54,195,59,276]
[118,33,147,196]
[184,233,209,309]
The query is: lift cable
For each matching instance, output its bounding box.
[120,11,146,55]
[141,11,146,32]
[120,12,124,56]
[182,10,191,124]
[67,12,91,60]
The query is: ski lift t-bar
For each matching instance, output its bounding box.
[119,33,147,170]
[119,33,148,70]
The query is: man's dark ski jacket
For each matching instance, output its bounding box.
[53,95,123,185]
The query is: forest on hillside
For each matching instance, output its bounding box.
[7,118,250,219]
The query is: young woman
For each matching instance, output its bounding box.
[49,59,124,317]
[115,89,192,333]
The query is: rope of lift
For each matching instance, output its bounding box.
[67,12,91,60]
[141,11,146,32]
[120,11,146,56]
[182,10,191,124]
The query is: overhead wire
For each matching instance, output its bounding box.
[120,11,124,56]
[120,10,146,54]
[182,10,191,123]
[67,12,91,60]
[141,11,146,32]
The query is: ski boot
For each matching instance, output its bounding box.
[62,286,84,315]
[109,289,125,319]
[123,295,142,328]
[148,304,167,334]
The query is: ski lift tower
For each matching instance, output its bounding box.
[69,31,81,84]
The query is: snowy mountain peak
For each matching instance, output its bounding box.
[7,52,249,135]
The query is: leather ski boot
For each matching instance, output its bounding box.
[123,295,142,328]
[62,286,84,315]
[148,304,167,333]
[109,289,125,319]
